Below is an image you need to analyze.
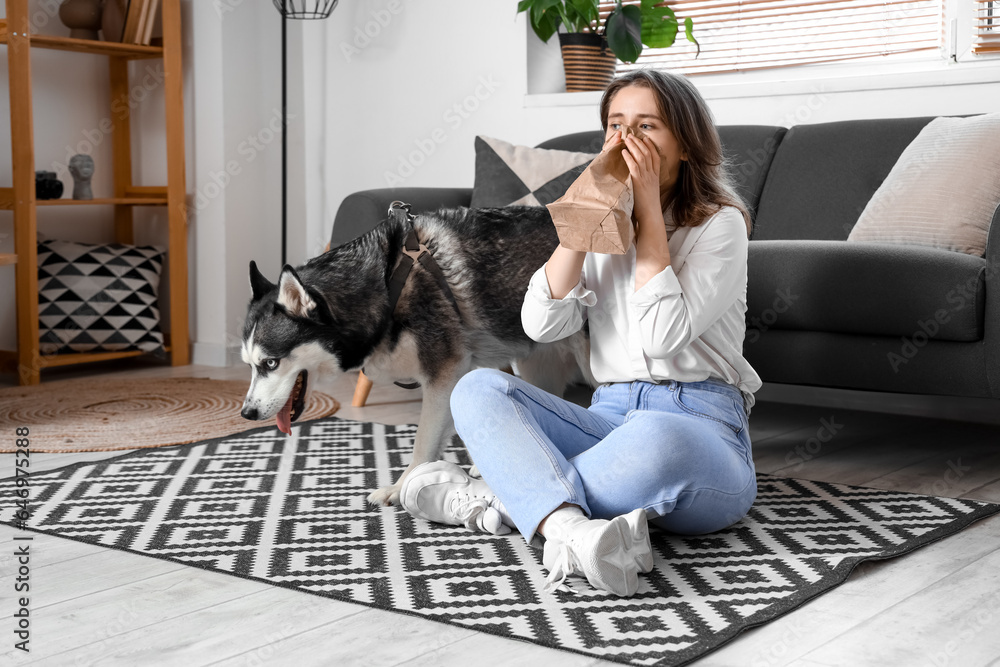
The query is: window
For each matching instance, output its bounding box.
[599,0,947,75]
[975,0,999,53]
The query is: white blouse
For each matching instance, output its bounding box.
[521,205,762,415]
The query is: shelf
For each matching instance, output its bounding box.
[38,343,173,369]
[4,0,188,385]
[37,197,168,207]
[0,22,162,59]
[0,340,172,373]
[0,188,168,209]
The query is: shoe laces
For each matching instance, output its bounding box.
[449,493,510,536]
[543,541,579,594]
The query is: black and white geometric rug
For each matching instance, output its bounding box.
[2,416,997,666]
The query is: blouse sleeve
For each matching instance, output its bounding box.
[521,263,597,343]
[627,207,748,359]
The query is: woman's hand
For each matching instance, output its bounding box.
[612,130,671,291]
[602,129,623,154]
[620,132,663,225]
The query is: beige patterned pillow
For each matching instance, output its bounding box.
[848,113,1000,256]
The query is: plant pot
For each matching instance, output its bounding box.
[558,32,616,93]
[59,0,104,40]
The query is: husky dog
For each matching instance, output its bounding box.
[240,205,593,507]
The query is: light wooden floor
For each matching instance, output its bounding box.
[3,359,1000,666]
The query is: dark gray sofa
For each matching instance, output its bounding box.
[331,118,1000,401]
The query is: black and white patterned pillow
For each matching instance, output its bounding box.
[469,136,596,208]
[37,239,166,355]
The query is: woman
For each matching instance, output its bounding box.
[399,69,762,598]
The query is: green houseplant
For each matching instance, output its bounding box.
[518,0,699,91]
[605,0,699,62]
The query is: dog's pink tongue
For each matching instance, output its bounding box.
[276,394,294,436]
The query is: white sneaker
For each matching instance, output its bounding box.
[399,460,511,535]
[542,508,653,596]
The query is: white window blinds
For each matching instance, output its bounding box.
[975,0,999,53]
[598,0,945,75]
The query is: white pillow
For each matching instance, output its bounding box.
[848,113,1000,256]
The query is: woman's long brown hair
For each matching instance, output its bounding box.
[599,69,752,237]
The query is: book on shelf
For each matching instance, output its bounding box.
[100,0,160,45]
[123,0,159,45]
[141,0,161,46]
[120,0,145,43]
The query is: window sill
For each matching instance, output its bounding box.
[524,56,1000,107]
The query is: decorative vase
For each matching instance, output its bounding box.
[59,0,105,41]
[558,32,617,93]
[35,172,64,200]
[101,0,126,42]
[68,154,95,200]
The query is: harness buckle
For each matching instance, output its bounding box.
[388,200,414,224]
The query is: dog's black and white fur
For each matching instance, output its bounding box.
[241,205,593,506]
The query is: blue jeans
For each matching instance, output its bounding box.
[450,369,757,546]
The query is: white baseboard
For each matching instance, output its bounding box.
[192,342,231,368]
[756,383,1000,426]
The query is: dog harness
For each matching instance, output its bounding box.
[378,201,463,390]
[386,201,462,318]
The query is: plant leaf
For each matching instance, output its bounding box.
[529,0,561,29]
[567,0,599,31]
[684,16,700,57]
[534,9,561,43]
[640,0,679,49]
[526,0,562,43]
[606,4,643,63]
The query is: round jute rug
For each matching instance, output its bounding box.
[0,377,340,453]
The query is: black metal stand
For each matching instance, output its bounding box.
[274,0,338,268]
[281,8,288,268]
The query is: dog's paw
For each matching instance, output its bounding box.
[468,464,482,478]
[367,485,401,508]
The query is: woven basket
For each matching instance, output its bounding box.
[558,32,616,93]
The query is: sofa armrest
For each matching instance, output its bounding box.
[984,204,1000,398]
[330,187,473,249]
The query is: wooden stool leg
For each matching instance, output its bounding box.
[352,369,374,407]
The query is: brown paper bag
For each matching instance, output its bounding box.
[545,125,645,254]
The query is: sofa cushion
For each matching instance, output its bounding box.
[747,240,986,342]
[330,187,474,249]
[469,136,596,208]
[537,131,605,154]
[717,125,786,223]
[847,113,1000,257]
[753,117,936,241]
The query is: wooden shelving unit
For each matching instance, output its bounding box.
[0,0,188,385]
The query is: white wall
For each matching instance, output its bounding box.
[321,0,592,230]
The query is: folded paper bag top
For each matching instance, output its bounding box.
[545,124,646,255]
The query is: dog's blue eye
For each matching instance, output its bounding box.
[264,359,279,370]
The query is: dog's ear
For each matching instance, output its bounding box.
[277,265,318,319]
[249,261,276,301]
